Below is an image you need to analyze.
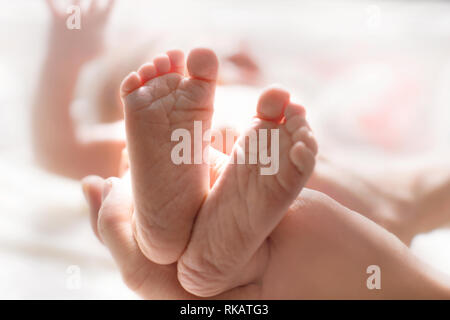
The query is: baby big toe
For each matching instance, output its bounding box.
[187,48,219,82]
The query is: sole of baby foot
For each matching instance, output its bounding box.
[121,48,219,264]
[178,87,318,296]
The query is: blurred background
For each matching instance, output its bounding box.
[1,0,450,299]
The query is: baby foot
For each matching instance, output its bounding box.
[120,48,219,264]
[178,87,318,296]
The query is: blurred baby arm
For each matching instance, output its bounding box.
[32,0,123,179]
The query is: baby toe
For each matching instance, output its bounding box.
[153,54,171,74]
[285,102,306,119]
[138,63,157,84]
[256,87,290,122]
[289,141,316,175]
[285,114,309,134]
[187,48,219,82]
[120,72,142,98]
[292,126,318,156]
[167,49,185,75]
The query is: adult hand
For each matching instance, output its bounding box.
[81,174,439,299]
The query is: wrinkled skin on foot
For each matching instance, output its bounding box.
[177,87,318,297]
[121,49,219,265]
